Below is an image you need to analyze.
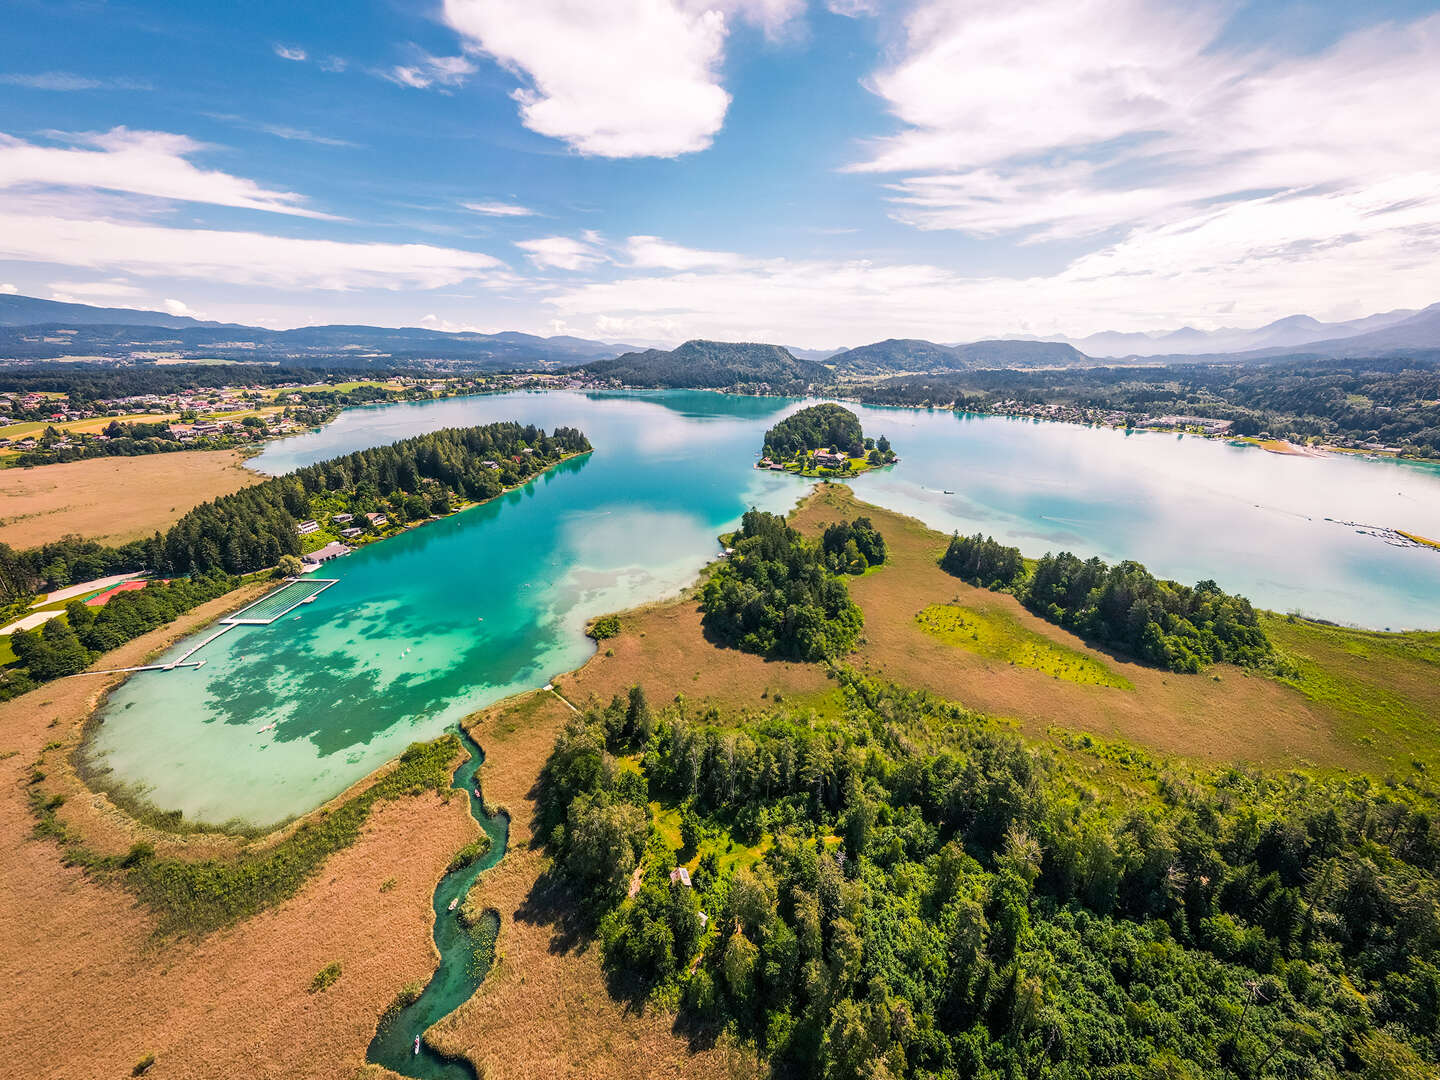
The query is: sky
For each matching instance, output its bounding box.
[1,0,1438,348]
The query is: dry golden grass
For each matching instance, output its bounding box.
[0,449,260,548]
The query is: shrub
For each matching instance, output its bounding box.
[309,961,342,992]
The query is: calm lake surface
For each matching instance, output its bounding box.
[84,390,1440,827]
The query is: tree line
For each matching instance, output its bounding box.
[540,670,1440,1080]
[701,509,869,661]
[940,532,1275,673]
[764,404,869,461]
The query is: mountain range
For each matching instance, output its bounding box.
[1,292,1437,375]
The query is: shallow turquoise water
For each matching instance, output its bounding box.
[82,390,1440,827]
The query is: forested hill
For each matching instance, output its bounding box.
[829,337,1091,374]
[581,340,828,391]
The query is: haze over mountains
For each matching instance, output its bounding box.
[1,292,1438,375]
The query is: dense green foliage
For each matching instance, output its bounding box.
[1,573,235,697]
[821,517,886,574]
[584,340,828,392]
[939,533,1275,673]
[161,422,588,575]
[852,356,1440,457]
[0,534,152,602]
[31,734,462,934]
[542,673,1440,1080]
[764,404,868,461]
[938,533,1024,591]
[702,510,866,661]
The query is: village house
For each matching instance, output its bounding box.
[365,512,388,527]
[340,527,362,539]
[303,542,351,566]
[296,519,321,536]
[331,513,353,524]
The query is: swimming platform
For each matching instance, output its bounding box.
[66,576,338,677]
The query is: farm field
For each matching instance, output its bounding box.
[0,449,260,547]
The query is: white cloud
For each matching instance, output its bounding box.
[319,56,349,73]
[515,234,608,270]
[0,283,17,294]
[0,72,151,91]
[161,298,200,318]
[274,45,308,62]
[826,0,880,16]
[853,1,1440,252]
[0,212,506,292]
[46,279,144,298]
[384,49,476,90]
[441,0,803,158]
[463,200,534,217]
[626,235,741,270]
[0,128,338,218]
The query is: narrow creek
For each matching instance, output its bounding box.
[366,727,509,1080]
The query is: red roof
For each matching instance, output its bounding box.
[85,579,169,606]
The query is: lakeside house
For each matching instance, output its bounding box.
[813,449,848,468]
[669,866,692,888]
[331,512,353,524]
[365,512,388,527]
[303,542,351,567]
[296,519,321,535]
[1142,415,1233,435]
[340,527,362,539]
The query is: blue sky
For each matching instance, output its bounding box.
[1,0,1438,346]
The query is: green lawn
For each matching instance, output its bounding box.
[916,602,1133,689]
[1263,614,1440,773]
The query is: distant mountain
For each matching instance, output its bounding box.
[0,293,234,329]
[0,293,626,370]
[829,336,1090,374]
[829,338,966,374]
[1245,302,1440,359]
[1062,307,1421,358]
[582,339,828,390]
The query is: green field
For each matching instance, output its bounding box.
[915,601,1133,688]
[1264,613,1440,773]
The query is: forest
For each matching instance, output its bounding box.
[940,533,1275,673]
[701,508,868,661]
[160,422,590,575]
[848,356,1440,457]
[763,404,871,461]
[583,340,828,393]
[540,672,1440,1080]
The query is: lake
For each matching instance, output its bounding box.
[82,390,1440,827]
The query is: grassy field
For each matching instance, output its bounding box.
[915,601,1133,688]
[0,412,181,439]
[0,449,259,547]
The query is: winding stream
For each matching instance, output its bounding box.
[366,726,507,1080]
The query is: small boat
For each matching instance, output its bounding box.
[473,786,482,799]
[413,1035,421,1055]
[448,897,459,911]
[942,490,955,495]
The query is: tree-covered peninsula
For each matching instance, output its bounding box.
[701,508,873,661]
[760,403,896,475]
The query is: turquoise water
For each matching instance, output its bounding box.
[81,390,1440,828]
[366,726,505,1080]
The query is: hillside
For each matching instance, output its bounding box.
[0,293,232,330]
[827,337,965,374]
[581,339,828,390]
[953,338,1089,366]
[0,293,627,370]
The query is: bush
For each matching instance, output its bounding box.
[588,614,621,640]
[309,960,342,992]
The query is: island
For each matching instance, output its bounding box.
[756,402,896,477]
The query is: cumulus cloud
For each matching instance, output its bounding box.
[0,283,17,294]
[273,44,308,62]
[626,235,741,270]
[0,127,338,218]
[0,212,506,292]
[463,200,534,217]
[161,298,201,317]
[441,0,803,157]
[515,233,608,270]
[853,1,1440,252]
